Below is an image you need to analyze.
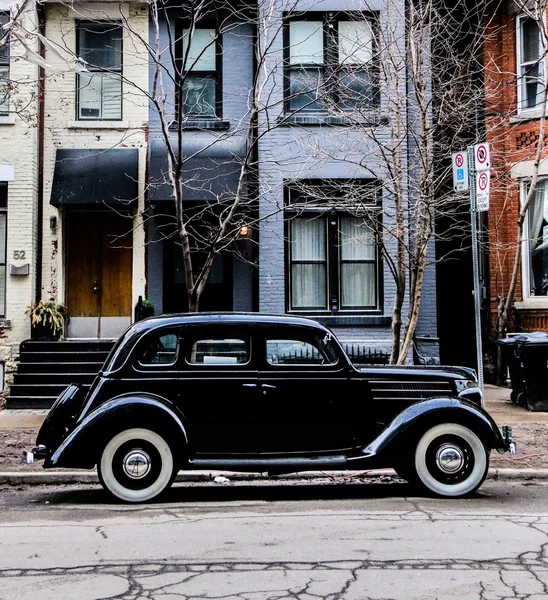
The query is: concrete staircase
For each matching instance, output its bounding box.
[6,339,115,409]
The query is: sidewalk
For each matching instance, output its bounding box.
[1,384,548,486]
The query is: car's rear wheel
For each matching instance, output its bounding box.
[412,423,489,498]
[98,428,176,503]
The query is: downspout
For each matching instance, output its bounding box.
[35,2,45,302]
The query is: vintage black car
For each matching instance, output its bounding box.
[24,313,516,502]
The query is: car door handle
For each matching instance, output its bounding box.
[242,383,257,388]
[261,384,276,390]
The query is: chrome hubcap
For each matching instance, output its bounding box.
[122,450,151,479]
[436,444,464,474]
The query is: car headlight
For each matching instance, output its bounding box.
[455,379,479,393]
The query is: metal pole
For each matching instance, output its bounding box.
[468,146,484,400]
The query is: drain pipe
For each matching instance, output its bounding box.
[35,2,45,302]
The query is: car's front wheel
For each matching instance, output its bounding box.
[412,423,489,498]
[98,428,176,503]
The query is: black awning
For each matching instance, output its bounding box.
[148,137,246,202]
[50,148,139,207]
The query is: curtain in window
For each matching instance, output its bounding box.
[289,21,323,111]
[290,218,326,308]
[340,217,375,307]
[529,181,548,294]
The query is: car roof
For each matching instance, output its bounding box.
[102,312,335,373]
[133,312,329,331]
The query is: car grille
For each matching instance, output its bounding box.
[368,379,454,402]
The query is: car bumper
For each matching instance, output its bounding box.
[22,445,47,464]
[501,425,517,454]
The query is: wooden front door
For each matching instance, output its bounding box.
[66,210,133,339]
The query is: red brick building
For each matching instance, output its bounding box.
[484,4,548,341]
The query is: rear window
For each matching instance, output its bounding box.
[266,336,338,365]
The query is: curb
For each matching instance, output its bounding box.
[1,468,548,486]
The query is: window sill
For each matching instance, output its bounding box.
[67,120,129,130]
[278,113,387,127]
[169,119,230,131]
[510,109,545,123]
[0,116,16,125]
[514,298,548,310]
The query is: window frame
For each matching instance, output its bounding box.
[521,178,548,301]
[283,11,379,114]
[284,180,382,315]
[0,12,10,115]
[75,20,123,121]
[516,13,546,114]
[176,21,222,119]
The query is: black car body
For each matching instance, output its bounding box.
[24,313,516,502]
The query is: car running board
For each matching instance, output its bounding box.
[190,455,348,474]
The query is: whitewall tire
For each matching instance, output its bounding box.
[98,428,175,503]
[413,423,489,498]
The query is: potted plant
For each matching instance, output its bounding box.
[134,296,155,321]
[26,300,69,340]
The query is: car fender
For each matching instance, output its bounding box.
[46,394,188,469]
[359,397,506,461]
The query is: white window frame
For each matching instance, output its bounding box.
[0,12,10,115]
[76,21,123,121]
[516,13,547,115]
[520,178,548,304]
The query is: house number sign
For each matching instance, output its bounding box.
[13,251,26,259]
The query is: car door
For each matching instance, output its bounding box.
[256,326,362,453]
[175,325,261,454]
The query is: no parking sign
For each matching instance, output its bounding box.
[475,170,490,212]
[452,151,469,191]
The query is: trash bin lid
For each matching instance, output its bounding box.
[514,331,548,348]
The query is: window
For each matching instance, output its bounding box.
[266,338,337,365]
[180,27,219,117]
[187,337,249,365]
[285,181,380,313]
[517,15,545,112]
[0,13,9,115]
[76,21,122,120]
[285,13,378,113]
[138,332,178,365]
[0,184,6,316]
[525,179,548,297]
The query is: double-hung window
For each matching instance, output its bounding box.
[77,21,123,120]
[517,14,545,112]
[0,13,9,115]
[180,26,219,117]
[286,181,381,313]
[525,179,548,297]
[285,13,378,113]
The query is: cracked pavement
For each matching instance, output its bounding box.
[1,480,548,599]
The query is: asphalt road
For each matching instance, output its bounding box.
[1,478,547,599]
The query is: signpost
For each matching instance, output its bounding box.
[452,144,490,398]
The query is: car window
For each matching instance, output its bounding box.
[138,333,178,365]
[266,338,337,365]
[187,337,250,365]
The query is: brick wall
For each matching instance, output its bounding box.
[484,9,548,337]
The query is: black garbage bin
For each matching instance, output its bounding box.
[513,331,548,412]
[495,336,525,405]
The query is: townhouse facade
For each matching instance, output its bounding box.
[484,2,548,352]
[0,0,446,398]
